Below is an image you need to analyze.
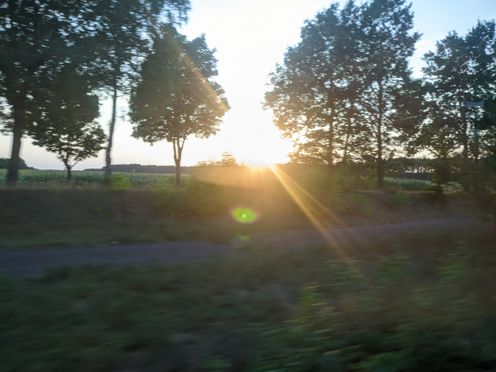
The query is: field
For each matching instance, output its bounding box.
[0,168,435,190]
[0,169,179,189]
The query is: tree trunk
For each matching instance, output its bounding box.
[460,99,471,191]
[105,78,118,184]
[376,82,384,189]
[328,121,334,168]
[172,138,184,188]
[174,160,181,187]
[473,128,480,192]
[377,140,384,189]
[343,106,354,164]
[6,103,26,185]
[66,165,72,181]
[327,106,335,169]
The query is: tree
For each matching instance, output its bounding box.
[423,21,496,190]
[0,0,88,184]
[197,152,239,167]
[410,84,458,190]
[0,157,29,169]
[265,0,420,189]
[130,27,229,186]
[265,1,365,167]
[354,0,420,188]
[29,66,105,180]
[86,0,190,182]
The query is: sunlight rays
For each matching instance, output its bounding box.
[268,165,365,275]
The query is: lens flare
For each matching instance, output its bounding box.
[231,207,258,224]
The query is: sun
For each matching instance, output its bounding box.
[242,158,271,168]
[232,135,292,168]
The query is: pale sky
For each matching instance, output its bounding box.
[1,0,496,169]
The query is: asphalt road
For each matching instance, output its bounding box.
[0,217,484,278]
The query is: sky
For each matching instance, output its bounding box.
[1,0,496,169]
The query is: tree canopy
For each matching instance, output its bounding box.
[130,26,229,186]
[30,66,106,180]
[265,0,420,187]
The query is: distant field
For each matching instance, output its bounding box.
[0,169,178,189]
[0,168,435,191]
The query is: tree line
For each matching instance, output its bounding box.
[0,0,228,186]
[265,0,496,190]
[2,0,495,191]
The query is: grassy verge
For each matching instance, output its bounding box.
[1,227,495,371]
[1,168,492,248]
[1,185,485,248]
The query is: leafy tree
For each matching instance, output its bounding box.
[410,87,458,190]
[0,157,29,169]
[423,21,496,190]
[0,0,87,184]
[85,0,190,182]
[354,0,420,188]
[29,66,105,180]
[130,27,229,186]
[265,1,365,167]
[265,0,420,189]
[197,152,239,167]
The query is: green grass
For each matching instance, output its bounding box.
[1,228,495,371]
[1,184,480,248]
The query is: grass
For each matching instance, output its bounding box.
[1,180,484,248]
[1,227,495,371]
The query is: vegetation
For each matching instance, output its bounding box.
[265,0,496,191]
[418,21,496,191]
[1,227,495,371]
[86,0,190,181]
[0,0,191,184]
[0,167,489,249]
[1,1,496,370]
[0,158,30,169]
[130,26,229,186]
[29,65,106,180]
[265,0,422,187]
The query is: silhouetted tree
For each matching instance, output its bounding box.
[84,0,190,183]
[0,157,29,169]
[354,0,420,188]
[0,0,88,184]
[29,66,105,180]
[265,1,365,167]
[265,0,420,188]
[130,27,229,186]
[197,152,238,167]
[423,21,496,190]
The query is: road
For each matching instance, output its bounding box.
[0,217,484,278]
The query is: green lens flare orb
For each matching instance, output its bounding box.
[231,207,258,224]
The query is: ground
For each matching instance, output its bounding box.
[1,168,495,371]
